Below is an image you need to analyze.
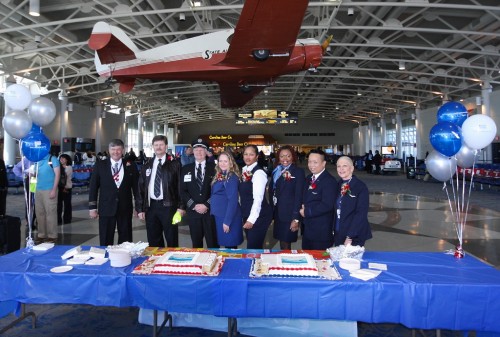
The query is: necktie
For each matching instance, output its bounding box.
[113,162,119,175]
[311,175,316,183]
[196,163,203,191]
[154,158,162,198]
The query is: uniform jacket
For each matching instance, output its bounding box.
[88,158,139,217]
[269,164,305,222]
[302,170,337,242]
[180,161,216,218]
[333,175,372,246]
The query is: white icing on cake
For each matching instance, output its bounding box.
[152,251,218,275]
[259,253,319,277]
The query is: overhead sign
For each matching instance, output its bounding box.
[235,110,298,125]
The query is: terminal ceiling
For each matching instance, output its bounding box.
[0,0,499,126]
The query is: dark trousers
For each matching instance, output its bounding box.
[98,212,133,246]
[0,188,6,216]
[245,217,272,249]
[145,200,177,247]
[187,213,218,248]
[57,188,72,224]
[302,236,333,250]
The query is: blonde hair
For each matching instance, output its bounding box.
[212,151,241,185]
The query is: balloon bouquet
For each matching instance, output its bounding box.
[427,101,497,258]
[2,84,56,248]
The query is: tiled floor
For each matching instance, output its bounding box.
[7,165,500,268]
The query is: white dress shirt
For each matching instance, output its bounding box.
[110,159,123,188]
[149,155,166,200]
[243,162,268,224]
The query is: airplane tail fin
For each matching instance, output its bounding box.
[321,35,333,54]
[88,21,139,64]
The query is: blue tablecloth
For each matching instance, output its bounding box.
[1,246,500,332]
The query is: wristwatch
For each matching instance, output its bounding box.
[292,219,300,223]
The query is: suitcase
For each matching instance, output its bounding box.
[0,215,21,254]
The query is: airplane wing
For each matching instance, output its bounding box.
[221,0,309,67]
[218,82,265,108]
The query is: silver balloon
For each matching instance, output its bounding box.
[455,144,479,169]
[425,150,457,182]
[2,110,33,139]
[28,97,56,126]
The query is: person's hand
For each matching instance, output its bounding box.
[194,204,208,214]
[49,189,57,199]
[290,220,299,232]
[299,205,305,217]
[243,221,253,229]
[89,209,98,219]
[223,224,230,233]
[138,212,145,220]
[177,208,186,216]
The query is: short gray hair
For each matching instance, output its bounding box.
[337,156,353,166]
[108,139,124,148]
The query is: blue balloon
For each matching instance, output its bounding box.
[437,101,468,127]
[21,130,51,162]
[429,122,462,157]
[29,123,42,134]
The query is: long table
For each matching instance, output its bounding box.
[1,246,500,333]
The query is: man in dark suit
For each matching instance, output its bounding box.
[136,135,185,247]
[89,139,139,246]
[299,149,337,250]
[180,139,218,248]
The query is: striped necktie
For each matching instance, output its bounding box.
[196,163,203,191]
[154,159,162,198]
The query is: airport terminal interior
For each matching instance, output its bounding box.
[1,1,500,336]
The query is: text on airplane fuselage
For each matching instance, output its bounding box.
[203,49,228,60]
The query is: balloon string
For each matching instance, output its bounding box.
[442,181,460,242]
[462,152,477,243]
[448,161,461,240]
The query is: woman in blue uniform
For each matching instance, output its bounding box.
[270,145,305,250]
[210,151,243,248]
[239,145,273,249]
[333,156,372,247]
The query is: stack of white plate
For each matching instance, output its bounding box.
[108,249,131,267]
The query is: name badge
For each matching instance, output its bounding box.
[184,174,192,182]
[146,169,151,177]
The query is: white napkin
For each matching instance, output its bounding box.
[85,257,109,265]
[350,268,381,281]
[32,242,55,251]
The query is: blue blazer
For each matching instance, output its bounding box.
[302,170,337,243]
[333,175,372,246]
[270,164,305,222]
[210,174,243,246]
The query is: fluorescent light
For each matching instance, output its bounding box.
[29,0,40,16]
[399,60,405,70]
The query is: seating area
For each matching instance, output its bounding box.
[71,165,93,194]
[6,167,23,194]
[458,164,500,189]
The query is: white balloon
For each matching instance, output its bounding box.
[425,150,457,182]
[28,97,57,126]
[4,84,32,110]
[455,144,480,168]
[462,114,497,150]
[2,110,33,139]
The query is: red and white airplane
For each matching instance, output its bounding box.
[88,0,330,108]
